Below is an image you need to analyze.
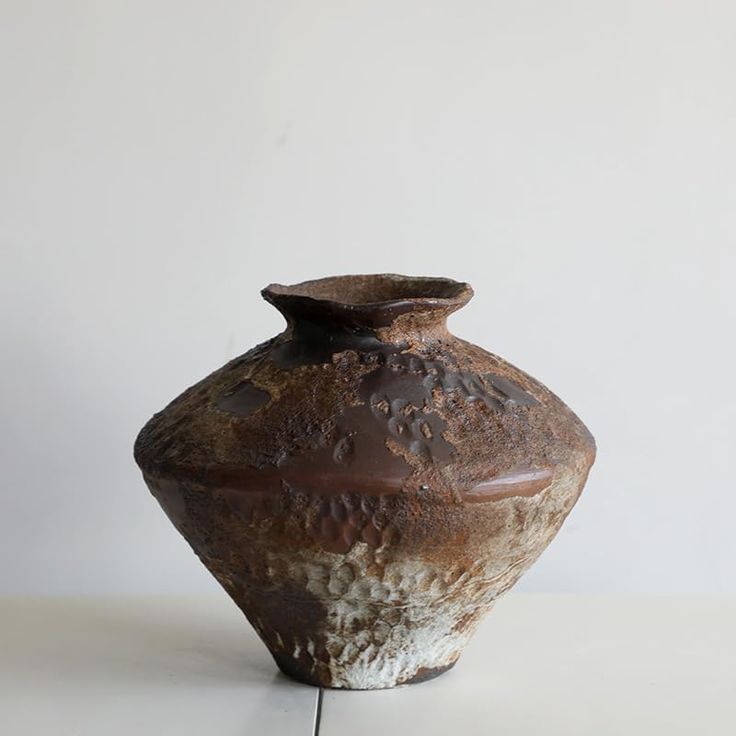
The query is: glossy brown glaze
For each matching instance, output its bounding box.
[134,274,595,689]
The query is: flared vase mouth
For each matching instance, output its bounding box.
[262,274,473,329]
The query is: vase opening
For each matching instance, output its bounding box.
[262,274,473,329]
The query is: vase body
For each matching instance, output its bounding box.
[134,274,595,689]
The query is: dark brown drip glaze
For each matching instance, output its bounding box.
[216,380,271,417]
[265,320,538,486]
[270,320,396,369]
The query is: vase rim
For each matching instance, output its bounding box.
[262,274,473,328]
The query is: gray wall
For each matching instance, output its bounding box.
[2,0,733,594]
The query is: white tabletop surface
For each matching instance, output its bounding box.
[1,595,734,735]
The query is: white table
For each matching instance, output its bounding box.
[1,595,734,735]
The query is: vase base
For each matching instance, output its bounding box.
[272,652,457,690]
[272,650,459,690]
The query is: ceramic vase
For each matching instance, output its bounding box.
[134,274,595,689]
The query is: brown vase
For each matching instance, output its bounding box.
[134,274,595,689]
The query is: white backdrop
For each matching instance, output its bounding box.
[2,0,734,595]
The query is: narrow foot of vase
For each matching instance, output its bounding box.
[271,649,459,690]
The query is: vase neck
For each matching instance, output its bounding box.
[262,274,472,344]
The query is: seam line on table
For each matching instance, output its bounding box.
[312,688,323,736]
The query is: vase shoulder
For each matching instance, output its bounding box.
[134,328,594,501]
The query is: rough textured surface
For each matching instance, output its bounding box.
[134,274,596,689]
